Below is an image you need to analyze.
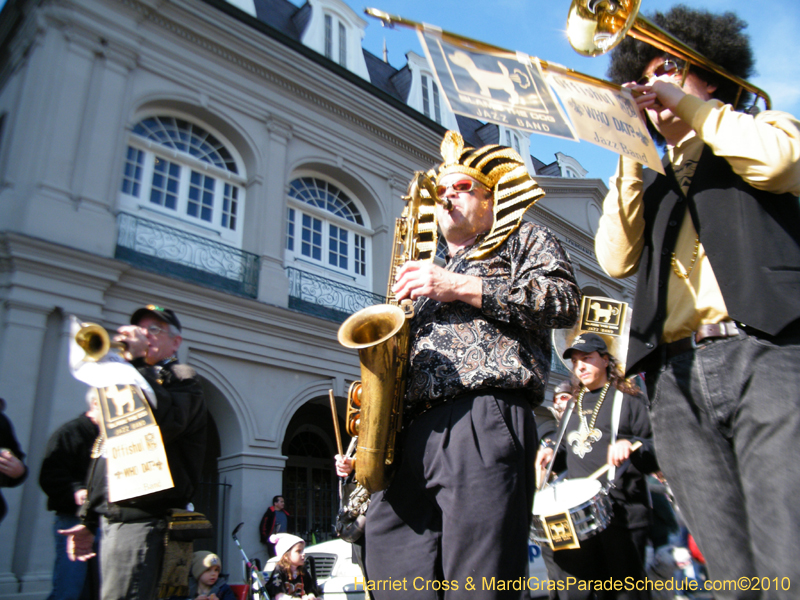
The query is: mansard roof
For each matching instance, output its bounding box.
[208,0,566,172]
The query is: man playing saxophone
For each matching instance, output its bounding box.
[337,131,580,598]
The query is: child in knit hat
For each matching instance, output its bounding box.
[265,534,321,599]
[189,551,236,600]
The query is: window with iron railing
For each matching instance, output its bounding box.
[119,115,246,247]
[285,177,372,289]
[116,212,259,298]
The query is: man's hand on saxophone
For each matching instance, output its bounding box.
[391,261,483,308]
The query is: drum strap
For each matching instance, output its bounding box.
[608,389,624,481]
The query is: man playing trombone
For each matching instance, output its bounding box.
[595,6,800,595]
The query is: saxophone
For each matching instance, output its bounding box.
[337,171,445,494]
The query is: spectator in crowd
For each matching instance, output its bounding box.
[265,534,321,600]
[0,397,27,524]
[40,388,101,600]
[188,551,236,600]
[260,495,290,558]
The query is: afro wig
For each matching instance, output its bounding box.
[606,5,756,143]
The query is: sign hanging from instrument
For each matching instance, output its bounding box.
[553,296,631,373]
[367,9,665,171]
[418,27,577,141]
[531,478,612,551]
[545,72,665,174]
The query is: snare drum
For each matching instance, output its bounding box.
[531,478,612,550]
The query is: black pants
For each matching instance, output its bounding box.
[364,389,537,599]
[542,524,650,600]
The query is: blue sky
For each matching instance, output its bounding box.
[2,0,797,181]
[348,0,800,180]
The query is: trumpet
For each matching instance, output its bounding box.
[566,0,770,111]
[74,323,127,362]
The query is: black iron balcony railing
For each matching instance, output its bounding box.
[115,212,259,298]
[286,266,385,323]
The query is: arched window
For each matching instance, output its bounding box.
[285,177,370,285]
[118,116,246,245]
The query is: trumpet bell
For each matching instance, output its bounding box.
[75,323,111,362]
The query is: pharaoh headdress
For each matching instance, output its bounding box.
[434,131,545,260]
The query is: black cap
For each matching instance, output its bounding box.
[554,381,573,396]
[562,332,607,359]
[131,305,182,333]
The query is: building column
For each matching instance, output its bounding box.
[217,452,287,575]
[253,117,294,307]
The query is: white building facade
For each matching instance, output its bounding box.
[0,0,634,597]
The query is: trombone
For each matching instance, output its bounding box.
[567,0,770,111]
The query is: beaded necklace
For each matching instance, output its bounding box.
[671,235,700,279]
[567,382,610,458]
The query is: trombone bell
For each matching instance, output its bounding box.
[567,0,639,57]
[566,0,771,110]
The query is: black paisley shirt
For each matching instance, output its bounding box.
[405,221,580,413]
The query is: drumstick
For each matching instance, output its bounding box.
[587,440,642,481]
[329,389,344,457]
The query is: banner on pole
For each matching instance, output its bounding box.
[419,28,577,141]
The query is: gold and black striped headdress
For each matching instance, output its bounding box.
[435,131,545,260]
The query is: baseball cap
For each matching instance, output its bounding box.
[130,305,182,333]
[562,332,608,359]
[554,380,573,396]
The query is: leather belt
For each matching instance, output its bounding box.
[663,321,741,360]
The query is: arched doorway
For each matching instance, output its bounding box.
[282,401,340,544]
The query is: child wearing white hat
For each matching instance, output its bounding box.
[265,534,321,599]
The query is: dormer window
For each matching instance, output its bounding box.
[505,129,522,155]
[421,75,442,124]
[301,1,370,80]
[324,14,347,68]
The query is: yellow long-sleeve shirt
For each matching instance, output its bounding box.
[595,95,800,344]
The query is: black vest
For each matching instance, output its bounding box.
[627,146,800,374]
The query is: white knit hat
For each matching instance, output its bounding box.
[269,533,304,559]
